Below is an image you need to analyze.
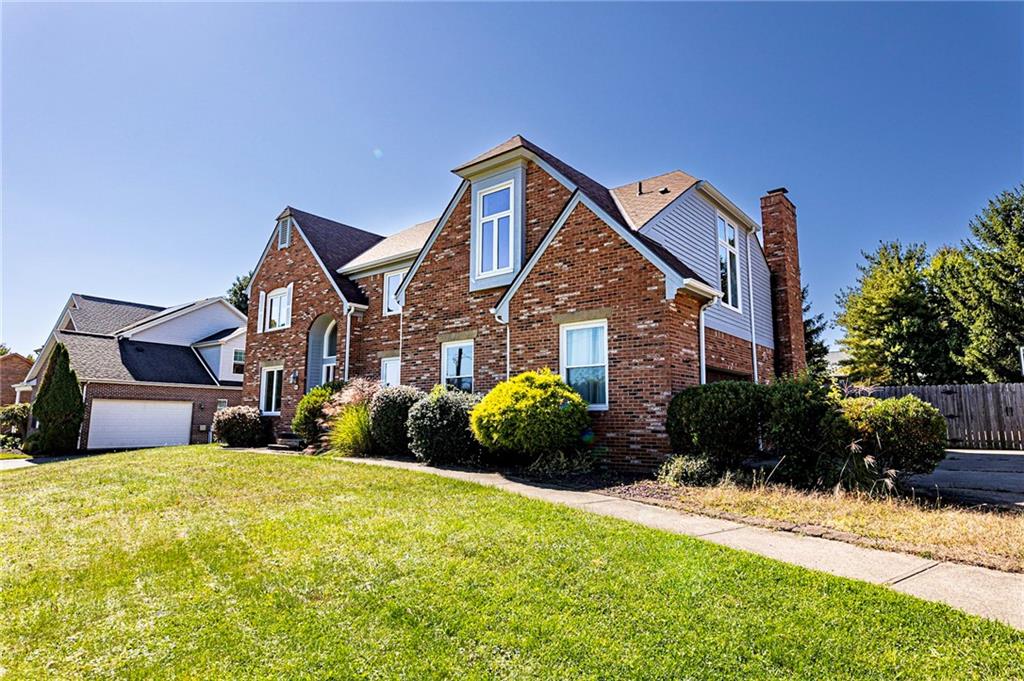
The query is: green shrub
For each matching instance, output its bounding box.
[20,432,43,455]
[329,402,373,457]
[844,394,947,477]
[470,369,590,464]
[292,382,346,446]
[407,386,481,465]
[0,403,31,440]
[763,375,846,487]
[657,455,718,486]
[30,343,84,453]
[0,434,22,451]
[213,406,266,447]
[665,381,767,473]
[369,385,425,456]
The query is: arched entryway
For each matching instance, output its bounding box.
[306,314,339,390]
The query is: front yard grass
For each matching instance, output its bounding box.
[607,477,1024,573]
[0,445,1021,678]
[0,451,29,460]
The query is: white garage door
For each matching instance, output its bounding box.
[87,399,193,449]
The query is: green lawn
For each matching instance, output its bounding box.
[0,446,1020,679]
[0,451,29,460]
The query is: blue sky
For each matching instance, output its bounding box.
[3,2,1021,355]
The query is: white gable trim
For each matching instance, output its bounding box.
[394,180,469,303]
[696,181,761,234]
[24,294,77,382]
[492,191,721,323]
[117,298,246,340]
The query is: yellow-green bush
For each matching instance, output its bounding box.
[470,369,590,464]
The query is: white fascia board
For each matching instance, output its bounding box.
[697,181,761,234]
[394,180,469,303]
[681,278,723,300]
[117,297,242,339]
[78,378,243,390]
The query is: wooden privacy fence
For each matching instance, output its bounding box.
[868,383,1024,450]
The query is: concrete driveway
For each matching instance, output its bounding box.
[906,449,1024,510]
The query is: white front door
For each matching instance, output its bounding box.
[380,357,401,387]
[87,399,193,449]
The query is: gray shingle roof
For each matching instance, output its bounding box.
[69,294,165,335]
[55,331,217,385]
[286,207,384,305]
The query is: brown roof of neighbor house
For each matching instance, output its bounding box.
[611,170,701,229]
[340,218,438,273]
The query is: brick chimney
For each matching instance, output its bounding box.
[760,187,806,376]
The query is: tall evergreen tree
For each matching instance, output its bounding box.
[801,285,830,381]
[227,270,253,315]
[836,242,965,385]
[935,186,1024,382]
[31,343,84,452]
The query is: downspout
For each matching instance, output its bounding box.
[505,324,511,380]
[398,309,404,382]
[77,382,88,449]
[698,300,715,384]
[746,232,759,383]
[343,305,352,381]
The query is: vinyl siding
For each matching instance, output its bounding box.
[639,189,774,349]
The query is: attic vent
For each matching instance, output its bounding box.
[658,187,670,195]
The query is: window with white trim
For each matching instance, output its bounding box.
[441,340,473,392]
[718,215,741,311]
[322,320,337,384]
[381,357,401,387]
[265,287,291,330]
[232,349,245,375]
[277,218,292,249]
[383,269,406,315]
[216,398,229,411]
[560,320,608,410]
[260,365,284,414]
[475,182,514,278]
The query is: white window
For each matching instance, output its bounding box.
[322,319,337,385]
[718,215,741,311]
[560,320,608,410]
[383,269,406,316]
[277,218,292,249]
[381,357,401,387]
[216,398,229,411]
[441,340,474,392]
[265,287,291,330]
[232,349,245,375]
[260,365,284,415]
[476,182,514,278]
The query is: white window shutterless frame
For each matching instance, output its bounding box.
[264,286,292,330]
[383,270,406,315]
[718,215,741,311]
[260,365,284,415]
[322,320,337,384]
[560,320,608,410]
[440,340,474,392]
[475,182,514,279]
[380,357,401,387]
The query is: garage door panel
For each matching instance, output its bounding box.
[87,399,193,449]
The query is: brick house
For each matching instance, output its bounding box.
[1,353,33,405]
[243,135,805,468]
[19,294,247,449]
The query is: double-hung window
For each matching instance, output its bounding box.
[441,340,474,392]
[476,182,514,278]
[560,320,608,410]
[383,270,406,315]
[265,287,291,330]
[231,349,245,375]
[718,215,741,311]
[322,320,338,384]
[260,365,284,415]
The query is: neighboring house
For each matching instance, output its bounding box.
[17,294,246,449]
[1,353,33,405]
[243,135,805,469]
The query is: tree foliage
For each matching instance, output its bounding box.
[28,343,84,453]
[227,270,253,315]
[802,286,830,381]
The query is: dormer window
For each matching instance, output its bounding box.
[277,218,292,249]
[476,182,514,278]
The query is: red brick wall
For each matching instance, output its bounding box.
[80,382,242,448]
[242,230,345,430]
[761,189,806,376]
[348,271,402,380]
[1,354,33,405]
[705,329,775,384]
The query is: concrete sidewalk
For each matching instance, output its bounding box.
[345,456,1024,630]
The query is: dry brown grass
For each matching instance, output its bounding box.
[613,479,1024,573]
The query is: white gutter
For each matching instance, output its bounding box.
[746,233,759,383]
[343,306,353,381]
[505,324,511,380]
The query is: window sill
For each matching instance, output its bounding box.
[586,405,609,412]
[261,411,281,417]
[263,324,291,333]
[720,303,743,315]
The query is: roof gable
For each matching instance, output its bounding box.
[68,294,165,335]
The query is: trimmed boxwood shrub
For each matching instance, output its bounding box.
[666,381,767,473]
[292,381,346,446]
[407,386,481,465]
[329,402,373,457]
[369,385,426,456]
[844,394,947,477]
[763,375,847,487]
[0,403,31,440]
[470,369,590,464]
[213,405,265,447]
